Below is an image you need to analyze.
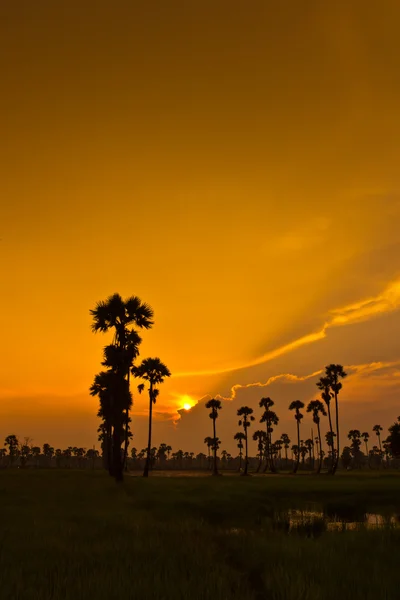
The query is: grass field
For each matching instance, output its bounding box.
[0,470,399,600]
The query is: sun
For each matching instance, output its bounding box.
[179,395,195,411]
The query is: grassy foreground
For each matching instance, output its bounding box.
[0,471,399,600]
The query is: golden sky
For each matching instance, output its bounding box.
[1,1,400,453]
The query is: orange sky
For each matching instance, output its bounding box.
[1,1,400,454]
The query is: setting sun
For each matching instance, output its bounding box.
[183,403,192,411]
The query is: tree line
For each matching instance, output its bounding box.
[203,365,400,476]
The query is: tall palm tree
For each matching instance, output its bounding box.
[234,432,245,471]
[306,400,326,474]
[205,399,222,476]
[289,400,304,474]
[252,430,266,473]
[316,376,335,470]
[237,406,255,476]
[324,364,347,474]
[280,433,291,469]
[90,293,153,481]
[132,357,171,477]
[373,424,383,453]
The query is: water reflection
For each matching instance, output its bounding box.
[229,507,400,537]
[283,507,400,534]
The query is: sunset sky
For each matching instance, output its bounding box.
[1,1,400,454]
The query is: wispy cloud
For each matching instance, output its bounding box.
[174,278,400,378]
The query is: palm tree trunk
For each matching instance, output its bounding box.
[143,383,153,478]
[238,448,242,471]
[269,432,276,473]
[112,425,123,482]
[243,428,248,475]
[123,370,130,472]
[256,446,262,473]
[332,391,340,475]
[293,420,300,474]
[212,415,218,475]
[326,403,335,473]
[262,426,270,473]
[317,421,322,474]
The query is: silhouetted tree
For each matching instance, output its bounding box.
[348,430,362,468]
[373,424,383,454]
[259,397,279,473]
[361,432,370,466]
[289,401,304,473]
[204,436,214,468]
[132,357,171,477]
[237,406,255,476]
[205,399,222,476]
[234,432,245,471]
[90,293,153,482]
[341,446,352,469]
[307,400,326,473]
[387,420,400,458]
[253,430,266,472]
[316,376,335,470]
[4,435,19,466]
[280,433,291,468]
[324,364,347,474]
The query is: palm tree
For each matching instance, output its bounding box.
[348,430,362,467]
[90,369,122,476]
[361,431,370,467]
[306,400,326,473]
[90,293,153,481]
[373,424,383,453]
[325,431,336,468]
[237,406,255,475]
[234,432,245,471]
[132,357,171,477]
[324,364,347,474]
[259,397,279,473]
[280,433,291,469]
[316,376,335,470]
[252,430,266,472]
[204,436,214,468]
[166,445,172,460]
[289,401,304,474]
[205,399,222,476]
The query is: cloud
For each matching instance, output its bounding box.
[174,277,400,379]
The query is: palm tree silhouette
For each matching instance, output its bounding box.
[252,430,266,473]
[316,376,335,470]
[373,424,383,454]
[204,436,214,468]
[237,406,255,476]
[132,357,171,477]
[280,433,291,469]
[324,364,347,474]
[306,400,326,474]
[90,293,153,481]
[289,401,304,474]
[361,432,370,467]
[259,397,279,473]
[234,432,245,471]
[205,399,222,476]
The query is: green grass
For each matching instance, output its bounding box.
[0,470,399,599]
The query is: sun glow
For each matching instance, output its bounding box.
[179,395,195,411]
